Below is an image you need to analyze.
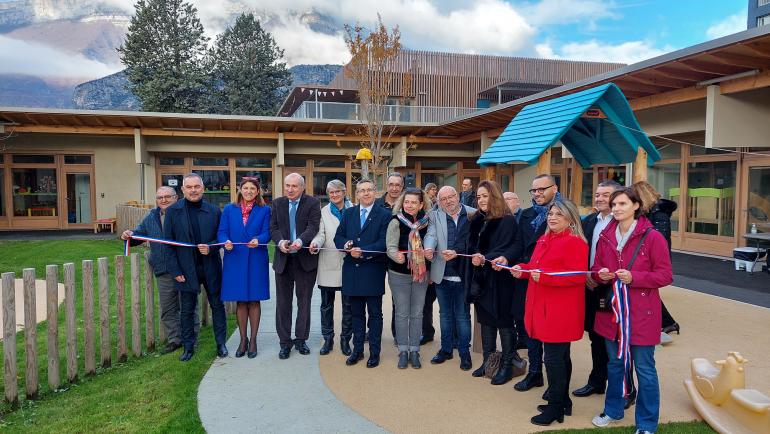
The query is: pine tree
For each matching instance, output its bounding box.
[118,0,209,113]
[208,13,292,116]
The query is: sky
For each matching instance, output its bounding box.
[0,0,753,79]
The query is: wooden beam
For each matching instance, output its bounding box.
[628,86,707,111]
[741,41,770,57]
[13,125,135,135]
[705,52,770,70]
[719,69,770,94]
[569,159,583,204]
[678,59,747,76]
[536,148,551,175]
[614,79,668,95]
[626,72,693,88]
[633,148,648,183]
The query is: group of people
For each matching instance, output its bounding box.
[123,170,679,433]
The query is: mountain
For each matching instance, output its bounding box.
[0,74,78,108]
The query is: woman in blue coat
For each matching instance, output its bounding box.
[218,176,271,358]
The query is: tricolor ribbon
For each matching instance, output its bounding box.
[611,278,633,397]
[124,235,253,256]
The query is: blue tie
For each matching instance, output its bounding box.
[360,208,367,229]
[289,200,298,241]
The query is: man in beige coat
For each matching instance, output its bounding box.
[310,179,353,356]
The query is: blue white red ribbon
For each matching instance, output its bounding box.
[124,235,253,256]
[611,278,633,397]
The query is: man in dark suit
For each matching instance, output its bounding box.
[334,178,390,368]
[164,173,228,362]
[270,173,321,359]
[460,178,477,208]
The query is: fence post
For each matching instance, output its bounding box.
[130,253,141,357]
[46,265,60,391]
[98,258,111,367]
[143,251,155,352]
[23,268,38,399]
[2,272,18,405]
[64,263,77,382]
[82,260,95,376]
[115,255,127,362]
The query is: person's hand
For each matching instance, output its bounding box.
[586,275,598,289]
[395,252,405,264]
[289,240,302,252]
[350,247,362,258]
[424,248,434,260]
[472,253,485,267]
[224,240,233,251]
[615,269,633,284]
[531,270,541,282]
[279,240,290,253]
[598,267,614,281]
[247,238,259,248]
[510,264,523,279]
[491,256,507,271]
[174,275,186,283]
[442,249,457,261]
[120,230,133,241]
[309,242,320,254]
[198,244,209,255]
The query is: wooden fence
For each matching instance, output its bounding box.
[1,251,235,405]
[116,204,152,237]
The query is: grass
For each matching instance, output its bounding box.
[547,420,714,433]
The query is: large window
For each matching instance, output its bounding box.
[758,14,770,27]
[194,169,231,209]
[313,171,346,206]
[12,168,58,217]
[686,161,736,237]
[0,168,4,217]
[648,163,681,231]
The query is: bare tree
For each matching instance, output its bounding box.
[344,15,413,182]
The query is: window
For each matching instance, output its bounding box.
[0,168,4,216]
[648,163,681,231]
[235,157,271,168]
[686,161,736,237]
[760,0,770,7]
[159,156,185,166]
[194,169,231,209]
[312,172,346,206]
[64,155,92,164]
[314,159,346,168]
[235,171,272,204]
[193,157,228,166]
[578,169,593,215]
[759,14,770,26]
[421,161,457,170]
[422,173,457,191]
[12,168,58,217]
[653,140,681,160]
[13,154,55,164]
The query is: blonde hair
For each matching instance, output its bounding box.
[545,199,587,242]
[632,181,661,213]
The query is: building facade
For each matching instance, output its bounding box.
[749,0,770,28]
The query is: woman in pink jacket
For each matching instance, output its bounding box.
[590,187,672,434]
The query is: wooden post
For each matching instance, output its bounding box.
[143,251,155,352]
[115,255,127,362]
[536,148,552,175]
[130,253,141,357]
[569,159,584,205]
[633,148,649,183]
[23,268,38,399]
[2,272,18,405]
[200,291,210,327]
[46,265,60,391]
[82,260,95,375]
[98,258,111,367]
[64,263,77,382]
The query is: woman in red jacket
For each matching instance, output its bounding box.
[590,187,672,434]
[512,199,588,426]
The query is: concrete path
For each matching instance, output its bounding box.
[197,270,387,434]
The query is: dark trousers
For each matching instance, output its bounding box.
[319,286,352,341]
[543,342,573,413]
[513,280,528,345]
[180,279,226,351]
[661,302,676,328]
[275,256,317,347]
[527,337,544,374]
[422,282,436,339]
[350,295,383,356]
[588,329,609,388]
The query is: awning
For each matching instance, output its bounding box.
[477,83,660,168]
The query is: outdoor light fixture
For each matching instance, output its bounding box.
[696,69,759,87]
[160,126,203,132]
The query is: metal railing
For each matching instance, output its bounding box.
[290,101,480,123]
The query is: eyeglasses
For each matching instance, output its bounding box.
[528,185,554,196]
[156,195,176,201]
[439,193,458,202]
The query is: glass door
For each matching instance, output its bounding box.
[64,172,93,227]
[744,164,770,235]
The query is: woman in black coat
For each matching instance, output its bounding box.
[467,180,524,385]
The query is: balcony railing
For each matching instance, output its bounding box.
[290,101,480,123]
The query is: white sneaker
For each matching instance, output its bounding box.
[659,332,673,346]
[635,430,654,434]
[592,412,622,427]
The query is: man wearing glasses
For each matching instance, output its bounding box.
[122,186,199,355]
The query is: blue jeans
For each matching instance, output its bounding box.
[435,279,471,355]
[604,339,659,433]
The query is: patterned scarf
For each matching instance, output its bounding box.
[530,191,563,230]
[396,211,431,282]
[240,200,254,225]
[330,199,352,221]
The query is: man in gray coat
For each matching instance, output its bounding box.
[121,186,199,354]
[423,186,476,370]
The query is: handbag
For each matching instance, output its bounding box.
[596,228,652,311]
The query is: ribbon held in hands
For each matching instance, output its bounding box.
[123,235,254,256]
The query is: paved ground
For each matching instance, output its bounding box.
[0,229,116,241]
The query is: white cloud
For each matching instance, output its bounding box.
[0,35,121,79]
[270,15,350,66]
[537,39,673,64]
[706,10,747,40]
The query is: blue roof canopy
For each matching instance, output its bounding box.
[477,83,660,168]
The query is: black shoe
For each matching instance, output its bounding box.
[340,339,352,356]
[472,353,490,378]
[537,404,572,416]
[410,351,421,369]
[459,353,473,371]
[366,354,380,368]
[235,338,248,358]
[319,338,333,355]
[419,335,434,345]
[491,364,513,385]
[514,372,544,391]
[624,389,637,409]
[662,322,680,335]
[573,383,605,397]
[161,342,182,355]
[295,340,310,355]
[179,348,194,362]
[217,343,229,358]
[247,340,257,359]
[430,350,453,364]
[397,351,409,369]
[346,352,364,366]
[279,346,291,360]
[530,409,564,426]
